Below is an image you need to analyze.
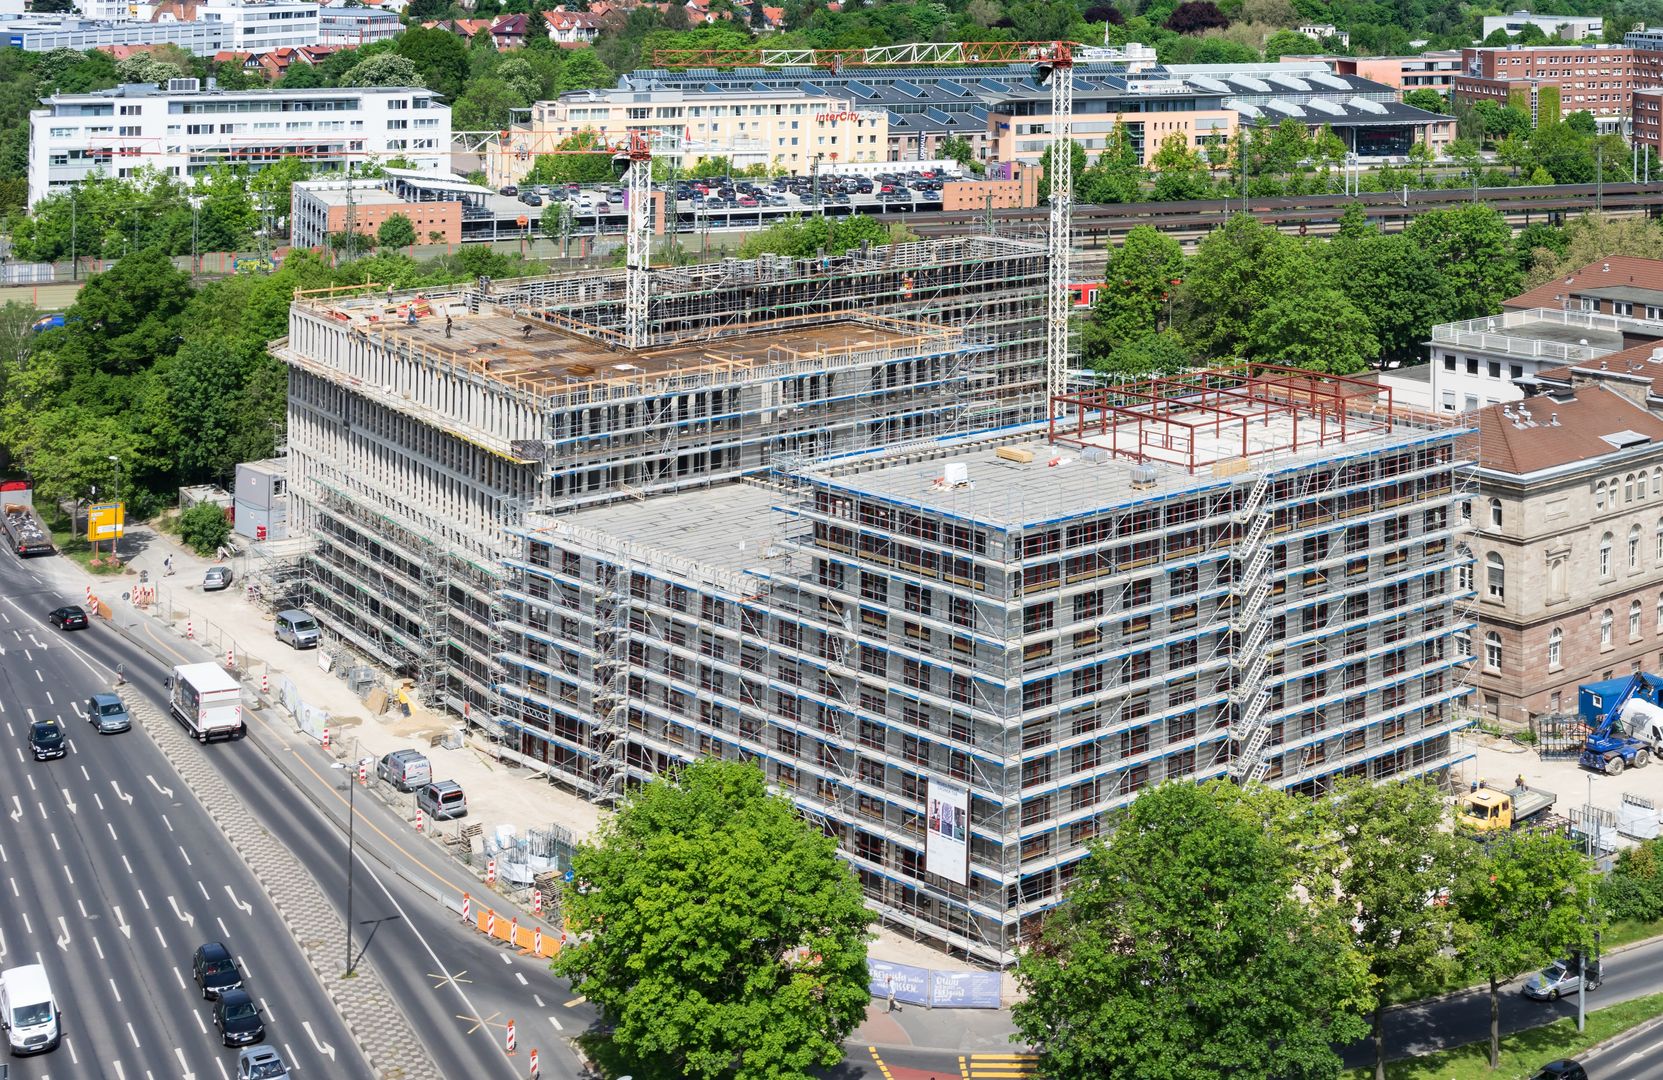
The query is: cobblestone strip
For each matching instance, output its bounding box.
[130,697,441,1080]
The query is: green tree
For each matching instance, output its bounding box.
[1040,139,1089,204]
[56,247,195,379]
[1176,213,1314,359]
[1077,121,1146,203]
[556,46,613,92]
[1148,131,1209,200]
[553,760,873,1080]
[1403,205,1521,320]
[340,53,424,88]
[0,301,38,405]
[1524,212,1663,287]
[376,213,417,251]
[178,499,232,554]
[395,26,470,100]
[1322,230,1450,368]
[1090,224,1186,347]
[1565,109,1598,135]
[1455,830,1600,1069]
[540,200,574,252]
[1083,328,1194,376]
[937,135,984,175]
[1013,781,1369,1080]
[1328,779,1466,1080]
[738,214,908,258]
[1262,28,1319,58]
[1530,121,1596,183]
[1245,285,1377,373]
[452,76,527,130]
[1402,88,1446,112]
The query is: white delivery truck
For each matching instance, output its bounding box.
[168,662,245,743]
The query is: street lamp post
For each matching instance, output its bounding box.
[331,761,358,976]
[107,455,121,561]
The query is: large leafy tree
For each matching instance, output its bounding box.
[1403,205,1521,320]
[1148,131,1210,201]
[395,27,470,101]
[340,53,424,88]
[1524,212,1663,287]
[1455,830,1601,1069]
[376,213,417,251]
[1245,285,1377,373]
[1322,228,1451,367]
[1328,779,1466,1080]
[1176,213,1314,359]
[1014,781,1368,1080]
[1077,121,1146,204]
[1089,225,1186,348]
[553,760,873,1080]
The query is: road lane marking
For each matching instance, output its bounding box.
[168,895,194,926]
[67,1032,79,1065]
[76,898,88,919]
[25,773,35,791]
[164,815,175,834]
[126,1020,140,1049]
[113,905,131,938]
[106,822,117,841]
[109,977,121,1003]
[564,997,585,1007]
[197,880,210,902]
[225,886,252,914]
[193,1010,207,1035]
[548,1014,562,1032]
[261,997,273,1023]
[59,789,75,814]
[112,779,132,805]
[63,863,73,886]
[217,917,229,938]
[177,844,190,866]
[515,972,527,985]
[7,877,14,898]
[154,925,166,949]
[137,887,148,910]
[79,764,88,781]
[533,994,544,1007]
[173,967,185,990]
[122,854,132,874]
[92,936,102,961]
[303,1020,336,1061]
[55,916,69,951]
[94,792,104,812]
[148,775,175,800]
[5,796,17,822]
[21,912,30,934]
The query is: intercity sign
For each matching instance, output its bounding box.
[815,110,885,123]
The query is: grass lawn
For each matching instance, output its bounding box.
[1345,991,1663,1080]
[42,506,126,576]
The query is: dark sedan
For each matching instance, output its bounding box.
[213,988,264,1046]
[193,942,243,1000]
[48,605,87,630]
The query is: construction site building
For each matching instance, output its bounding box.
[274,236,1049,713]
[496,366,1478,963]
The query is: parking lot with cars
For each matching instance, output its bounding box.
[501,167,959,234]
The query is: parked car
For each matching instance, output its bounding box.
[498,185,518,196]
[521,193,543,207]
[85,693,130,734]
[192,942,243,1000]
[1523,957,1602,1001]
[737,195,759,208]
[29,720,65,761]
[212,989,264,1046]
[417,780,468,821]
[238,1046,291,1080]
[377,749,432,792]
[48,605,87,630]
[203,566,233,591]
[275,609,320,649]
[1531,1062,1589,1080]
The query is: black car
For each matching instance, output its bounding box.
[48,605,88,630]
[193,942,243,1000]
[498,185,518,196]
[29,720,65,761]
[213,988,264,1046]
[1531,1062,1588,1080]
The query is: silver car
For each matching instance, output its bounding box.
[85,692,130,733]
[238,1045,290,1078]
[1523,958,1601,1001]
[203,566,233,591]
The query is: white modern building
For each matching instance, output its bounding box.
[0,14,227,52]
[28,81,450,206]
[316,5,398,45]
[181,0,319,50]
[1480,10,1604,40]
[1428,307,1659,412]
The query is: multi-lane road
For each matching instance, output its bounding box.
[0,557,360,1079]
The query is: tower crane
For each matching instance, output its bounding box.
[650,41,1078,397]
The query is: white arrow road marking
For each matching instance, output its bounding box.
[60,788,76,814]
[225,886,252,915]
[55,916,70,951]
[0,926,6,960]
[8,796,19,822]
[303,1020,337,1062]
[174,1045,196,1080]
[111,780,132,805]
[168,895,194,927]
[147,774,174,800]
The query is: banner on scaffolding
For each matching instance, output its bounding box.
[925,779,970,885]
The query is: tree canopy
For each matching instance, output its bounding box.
[552,760,873,1080]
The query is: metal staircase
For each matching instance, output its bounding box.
[1228,475,1275,784]
[590,568,633,804]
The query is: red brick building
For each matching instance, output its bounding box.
[1452,43,1644,131]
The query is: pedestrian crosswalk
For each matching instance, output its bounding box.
[959,1052,1040,1078]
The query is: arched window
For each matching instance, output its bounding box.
[1654,467,1661,496]
[1602,608,1615,648]
[1484,632,1503,671]
[1631,524,1643,570]
[1489,498,1503,528]
[1487,552,1506,599]
[1655,519,1663,562]
[1627,474,1636,502]
[1457,545,1473,594]
[1601,532,1614,578]
[1631,599,1644,639]
[1596,481,1608,509]
[1548,627,1563,669]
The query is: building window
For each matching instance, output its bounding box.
[1456,544,1473,594]
[1486,552,1505,599]
[1600,532,1613,578]
[1602,608,1614,648]
[1489,498,1502,528]
[1441,390,1456,411]
[1548,627,1562,669]
[1634,599,1645,640]
[1484,632,1502,671]
[1597,481,1608,509]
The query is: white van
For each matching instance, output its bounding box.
[0,963,60,1055]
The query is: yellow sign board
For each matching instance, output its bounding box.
[88,502,125,542]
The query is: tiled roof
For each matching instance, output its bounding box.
[1506,256,1663,311]
[1470,385,1663,474]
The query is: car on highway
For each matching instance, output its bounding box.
[238,1046,291,1079]
[1531,1062,1589,1080]
[1523,957,1602,1000]
[29,719,65,761]
[48,604,88,630]
[203,565,233,591]
[212,988,265,1046]
[193,942,244,1000]
[85,693,131,734]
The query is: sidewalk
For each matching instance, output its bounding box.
[104,525,1024,1026]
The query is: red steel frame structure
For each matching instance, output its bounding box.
[1048,363,1396,472]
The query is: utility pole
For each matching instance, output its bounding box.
[1597,143,1604,211]
[70,189,77,281]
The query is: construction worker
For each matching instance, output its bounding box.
[445,314,453,339]
[1516,773,1527,792]
[397,684,411,717]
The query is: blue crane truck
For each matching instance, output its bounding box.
[1577,672,1663,776]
